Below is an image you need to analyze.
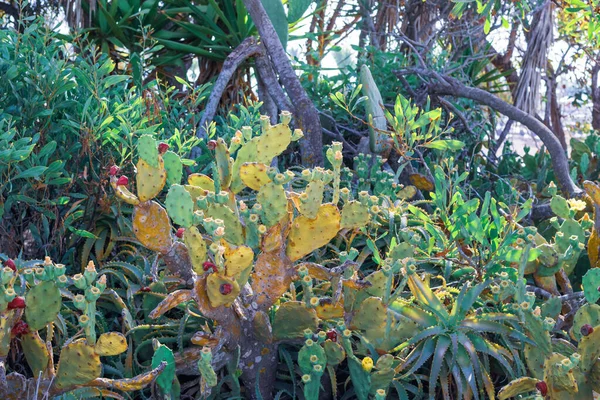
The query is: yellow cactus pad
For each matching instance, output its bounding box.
[21,332,50,377]
[252,249,292,310]
[286,204,341,261]
[132,201,172,253]
[340,201,370,229]
[183,226,207,274]
[255,124,292,164]
[188,174,215,192]
[409,173,434,192]
[110,176,140,205]
[206,273,240,307]
[498,377,541,400]
[148,289,193,319]
[240,162,271,190]
[272,301,318,340]
[136,157,167,202]
[94,332,128,356]
[225,244,254,277]
[184,185,210,203]
[316,298,344,319]
[55,340,101,389]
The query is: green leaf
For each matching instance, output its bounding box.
[103,75,130,88]
[261,0,289,49]
[422,140,465,151]
[13,166,48,180]
[287,0,312,23]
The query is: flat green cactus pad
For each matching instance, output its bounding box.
[137,135,159,168]
[273,301,318,340]
[55,340,101,389]
[165,184,194,228]
[21,332,49,377]
[25,281,61,330]
[163,150,183,186]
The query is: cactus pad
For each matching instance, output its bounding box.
[231,140,258,193]
[188,174,216,192]
[225,244,254,277]
[252,249,293,310]
[183,226,207,274]
[497,377,540,400]
[257,182,288,227]
[572,304,600,341]
[272,301,318,340]
[132,201,172,252]
[324,340,346,366]
[55,340,102,389]
[21,332,49,377]
[240,162,271,190]
[206,273,240,307]
[136,157,167,202]
[165,184,194,227]
[25,281,61,330]
[137,134,159,168]
[152,344,176,394]
[95,332,128,356]
[286,204,341,261]
[206,204,244,245]
[298,180,325,219]
[255,123,292,163]
[215,138,232,189]
[583,268,600,304]
[163,150,183,185]
[341,201,370,229]
[110,176,140,205]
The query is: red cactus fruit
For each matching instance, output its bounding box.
[176,228,185,238]
[326,330,338,342]
[7,297,25,310]
[109,165,120,176]
[116,176,129,186]
[4,259,16,272]
[207,140,218,150]
[140,287,152,293]
[203,261,217,272]
[535,381,548,396]
[220,283,233,295]
[581,324,594,337]
[158,142,170,154]
[12,320,29,336]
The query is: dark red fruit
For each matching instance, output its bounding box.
[176,228,185,238]
[109,165,120,176]
[4,259,16,272]
[203,261,217,272]
[207,140,218,150]
[535,381,548,396]
[12,320,29,336]
[158,142,169,154]
[117,176,129,186]
[597,285,600,292]
[140,287,152,293]
[581,324,594,337]
[7,297,25,310]
[220,283,233,295]
[326,330,338,342]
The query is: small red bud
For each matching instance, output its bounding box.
[117,176,129,186]
[4,259,16,272]
[597,285,600,293]
[176,228,185,238]
[109,165,120,176]
[220,283,233,295]
[326,330,338,342]
[207,140,218,150]
[7,297,25,310]
[581,324,594,337]
[140,287,152,293]
[158,142,169,154]
[535,381,548,396]
[203,261,217,272]
[11,320,29,336]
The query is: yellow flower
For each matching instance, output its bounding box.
[567,198,586,211]
[362,356,374,372]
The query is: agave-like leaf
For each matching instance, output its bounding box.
[407,273,450,321]
[389,302,438,327]
[401,337,436,378]
[429,335,451,399]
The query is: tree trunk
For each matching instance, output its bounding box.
[243,0,324,166]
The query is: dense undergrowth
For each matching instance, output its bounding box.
[3,14,600,400]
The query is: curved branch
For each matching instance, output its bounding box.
[396,68,582,197]
[196,37,263,141]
